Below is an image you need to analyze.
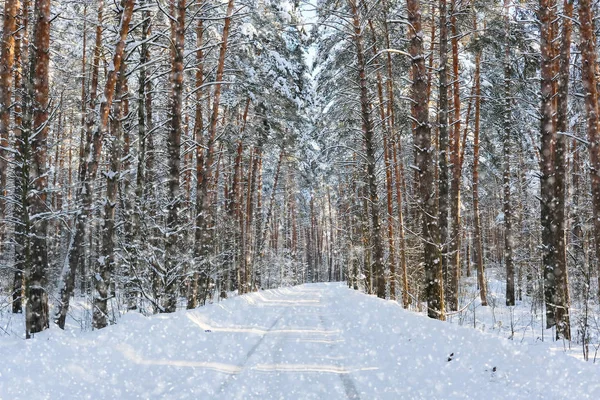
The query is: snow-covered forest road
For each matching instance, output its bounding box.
[1,284,599,399]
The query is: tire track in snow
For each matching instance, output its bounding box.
[217,311,284,394]
[318,313,361,400]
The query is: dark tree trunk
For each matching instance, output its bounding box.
[472,16,487,306]
[382,0,409,306]
[438,0,450,307]
[163,0,186,313]
[125,2,153,312]
[503,0,514,307]
[348,0,385,299]
[553,0,573,340]
[408,0,445,319]
[25,0,51,338]
[540,0,559,329]
[193,0,235,301]
[363,6,396,299]
[93,59,127,329]
[10,0,25,315]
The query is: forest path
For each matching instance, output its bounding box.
[216,285,363,399]
[1,283,599,399]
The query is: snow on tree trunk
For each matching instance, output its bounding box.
[552,0,573,340]
[503,0,515,307]
[25,0,52,338]
[438,0,451,309]
[472,15,487,307]
[163,0,186,313]
[540,0,560,330]
[0,0,18,252]
[348,0,385,299]
[579,0,600,310]
[408,0,445,319]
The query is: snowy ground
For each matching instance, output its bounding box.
[1,283,599,399]
[447,268,600,364]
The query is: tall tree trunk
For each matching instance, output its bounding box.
[363,5,396,299]
[553,0,573,340]
[187,3,206,309]
[448,0,462,311]
[472,15,487,306]
[242,148,260,293]
[392,140,409,307]
[11,0,27,315]
[382,0,409,306]
[240,149,255,294]
[438,0,450,307]
[408,0,445,319]
[327,186,335,282]
[579,0,600,304]
[348,0,385,298]
[503,0,515,307]
[163,0,186,313]
[0,0,18,249]
[382,131,396,299]
[126,2,152,312]
[79,0,103,296]
[229,138,243,292]
[244,148,260,291]
[25,0,51,338]
[79,3,87,157]
[359,182,372,292]
[540,0,559,329]
[253,154,264,290]
[93,59,127,329]
[194,0,235,301]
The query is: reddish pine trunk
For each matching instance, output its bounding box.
[87,0,135,180]
[57,0,134,328]
[94,60,128,329]
[579,0,600,305]
[540,0,559,329]
[408,0,444,319]
[447,0,462,311]
[0,0,18,247]
[194,0,235,298]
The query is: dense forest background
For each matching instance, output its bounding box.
[1,0,599,354]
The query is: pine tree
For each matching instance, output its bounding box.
[408,0,445,319]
